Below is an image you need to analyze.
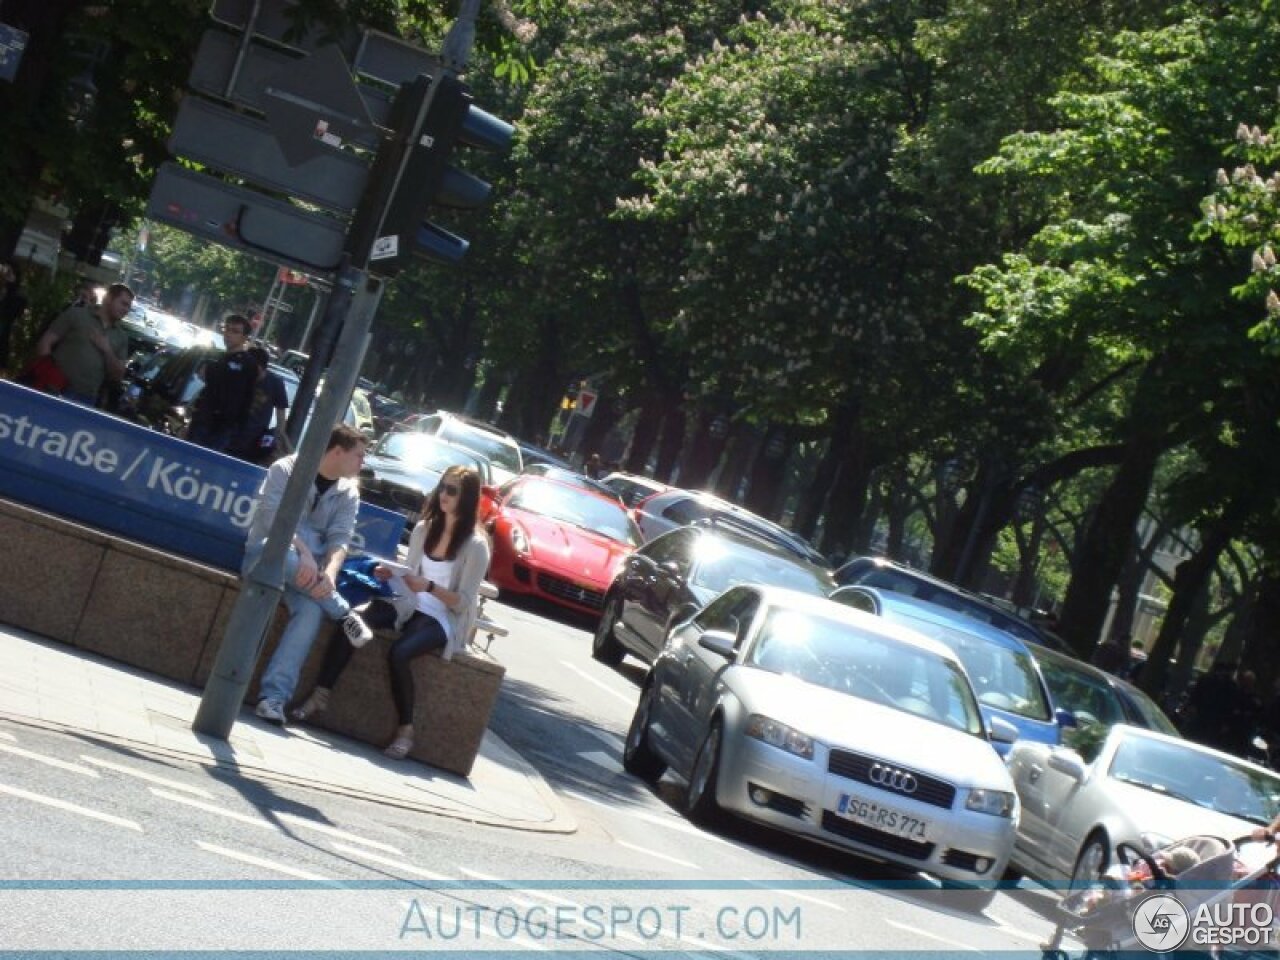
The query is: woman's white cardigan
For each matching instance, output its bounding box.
[388,523,491,660]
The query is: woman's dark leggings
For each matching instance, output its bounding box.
[316,600,447,725]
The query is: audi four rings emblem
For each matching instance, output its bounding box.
[869,762,918,794]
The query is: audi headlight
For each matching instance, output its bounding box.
[510,525,530,556]
[745,715,814,760]
[965,788,1017,818]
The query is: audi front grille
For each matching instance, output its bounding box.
[536,573,605,610]
[827,749,956,809]
[820,811,935,860]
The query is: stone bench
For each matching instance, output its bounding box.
[0,496,505,777]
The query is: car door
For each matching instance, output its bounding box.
[1006,740,1057,866]
[618,529,694,661]
[659,587,757,772]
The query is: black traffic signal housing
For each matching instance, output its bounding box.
[349,72,513,277]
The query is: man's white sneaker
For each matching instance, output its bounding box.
[255,698,285,725]
[342,612,374,648]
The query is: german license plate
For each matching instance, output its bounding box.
[836,793,930,841]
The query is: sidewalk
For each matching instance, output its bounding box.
[0,624,576,834]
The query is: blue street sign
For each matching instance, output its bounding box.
[0,24,28,83]
[0,381,403,572]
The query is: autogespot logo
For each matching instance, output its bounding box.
[1132,894,1190,952]
[868,763,918,794]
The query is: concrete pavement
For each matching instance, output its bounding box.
[0,623,576,834]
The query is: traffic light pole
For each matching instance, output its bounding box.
[193,264,384,739]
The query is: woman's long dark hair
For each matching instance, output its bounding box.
[420,465,480,560]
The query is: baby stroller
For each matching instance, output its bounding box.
[1041,834,1280,959]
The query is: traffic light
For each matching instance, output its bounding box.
[349,72,514,277]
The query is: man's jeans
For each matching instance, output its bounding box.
[243,539,351,706]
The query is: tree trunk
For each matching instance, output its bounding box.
[580,394,622,466]
[1240,572,1280,700]
[714,424,756,501]
[624,388,665,474]
[817,432,875,559]
[794,402,856,539]
[653,403,686,483]
[1011,512,1048,608]
[1139,522,1232,699]
[743,427,788,519]
[679,411,728,490]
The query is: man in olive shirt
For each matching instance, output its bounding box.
[35,283,133,407]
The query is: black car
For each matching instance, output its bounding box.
[367,392,408,436]
[1027,641,1181,736]
[592,518,834,667]
[833,555,1070,652]
[359,430,491,534]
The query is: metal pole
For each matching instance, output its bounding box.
[192,264,383,739]
[287,254,353,447]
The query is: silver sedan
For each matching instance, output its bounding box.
[1007,724,1280,887]
[623,586,1019,908]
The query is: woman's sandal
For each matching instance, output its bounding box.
[384,728,415,760]
[289,687,330,722]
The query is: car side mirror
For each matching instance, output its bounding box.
[660,560,682,579]
[698,629,737,660]
[988,716,1020,744]
[1055,708,1079,728]
[1047,748,1088,782]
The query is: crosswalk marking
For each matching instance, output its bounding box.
[615,838,701,870]
[0,743,99,777]
[193,840,329,880]
[80,756,213,797]
[149,788,402,853]
[329,842,451,880]
[0,780,142,831]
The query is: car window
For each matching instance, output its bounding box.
[860,568,926,597]
[1119,683,1180,736]
[608,477,655,508]
[1108,736,1280,824]
[643,529,693,568]
[661,497,710,526]
[1037,657,1125,729]
[906,618,1052,721]
[439,421,521,473]
[828,586,879,614]
[693,587,759,647]
[507,481,641,545]
[747,608,984,736]
[691,536,830,598]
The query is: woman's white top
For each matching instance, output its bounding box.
[415,554,456,642]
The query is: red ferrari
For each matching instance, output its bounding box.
[483,476,641,617]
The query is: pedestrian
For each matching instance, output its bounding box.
[187,314,258,452]
[227,346,291,464]
[1092,635,1131,676]
[584,452,602,480]
[33,282,132,407]
[289,465,491,760]
[247,423,374,725]
[0,261,27,376]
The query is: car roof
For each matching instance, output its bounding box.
[661,522,832,573]
[511,473,632,508]
[838,555,1052,639]
[848,587,1033,653]
[751,586,964,666]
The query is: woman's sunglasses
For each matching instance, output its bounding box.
[439,482,460,497]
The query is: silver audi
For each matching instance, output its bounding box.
[623,586,1019,908]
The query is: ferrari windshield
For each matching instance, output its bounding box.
[508,481,642,545]
[747,609,984,736]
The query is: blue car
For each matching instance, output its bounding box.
[830,586,1071,755]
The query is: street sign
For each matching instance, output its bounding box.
[261,44,375,166]
[189,30,394,142]
[147,163,347,276]
[169,97,369,213]
[577,389,598,418]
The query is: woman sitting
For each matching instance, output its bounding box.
[291,466,491,759]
